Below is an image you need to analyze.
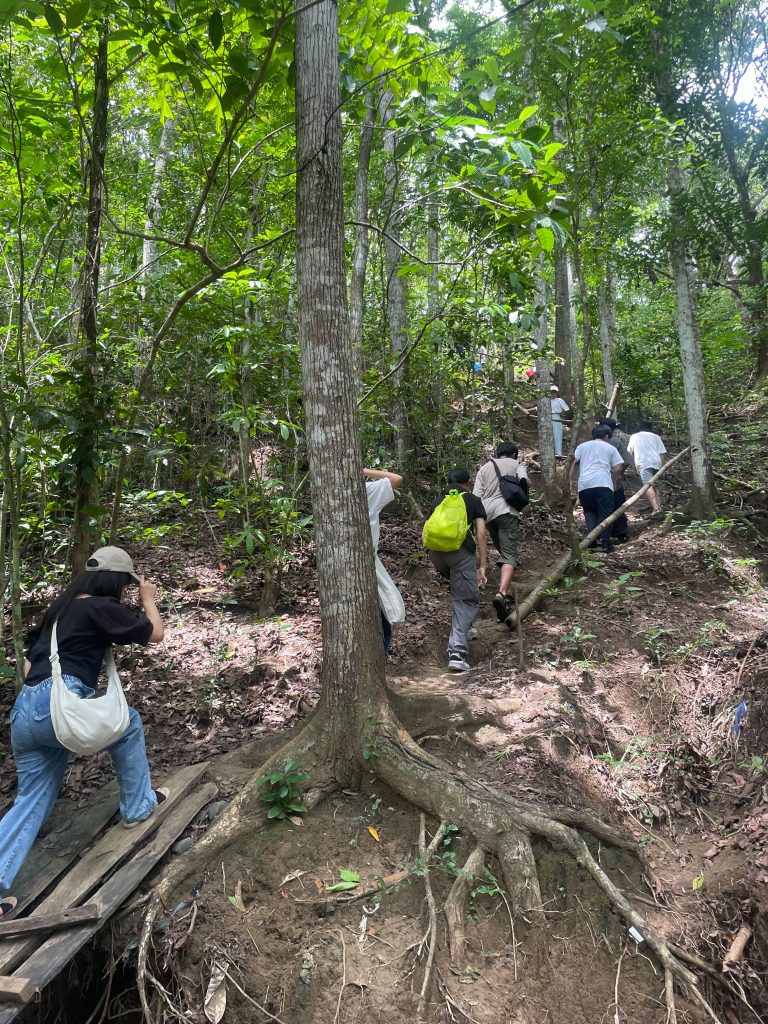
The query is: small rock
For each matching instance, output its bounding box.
[207,800,228,822]
[172,836,193,856]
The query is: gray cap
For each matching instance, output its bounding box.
[85,546,141,582]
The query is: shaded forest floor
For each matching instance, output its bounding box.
[2,460,768,1023]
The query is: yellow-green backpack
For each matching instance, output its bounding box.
[422,490,469,552]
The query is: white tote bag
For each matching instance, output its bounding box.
[375,555,406,625]
[49,620,131,756]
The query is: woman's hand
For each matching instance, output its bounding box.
[139,578,159,604]
[139,578,165,643]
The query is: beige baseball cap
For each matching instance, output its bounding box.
[85,546,141,582]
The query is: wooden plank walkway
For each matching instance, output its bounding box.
[0,763,214,1019]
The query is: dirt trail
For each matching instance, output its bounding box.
[2,494,767,1023]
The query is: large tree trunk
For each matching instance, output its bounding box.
[348,91,375,395]
[295,0,385,779]
[534,273,558,500]
[653,11,715,519]
[597,276,615,399]
[71,23,109,573]
[138,116,174,363]
[667,156,714,517]
[553,245,574,391]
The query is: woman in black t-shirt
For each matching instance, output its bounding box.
[0,547,166,918]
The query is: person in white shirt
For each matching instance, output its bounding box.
[550,385,570,457]
[364,468,404,652]
[570,426,624,553]
[627,421,667,514]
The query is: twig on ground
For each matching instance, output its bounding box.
[613,943,625,1024]
[222,967,289,1024]
[333,928,347,1024]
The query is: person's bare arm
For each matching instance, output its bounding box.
[476,518,488,588]
[611,464,624,485]
[363,468,403,489]
[139,579,165,643]
[24,658,30,678]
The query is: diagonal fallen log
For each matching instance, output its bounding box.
[505,447,691,628]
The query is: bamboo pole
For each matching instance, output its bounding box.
[506,447,690,627]
[604,380,623,419]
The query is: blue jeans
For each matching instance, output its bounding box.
[0,675,156,893]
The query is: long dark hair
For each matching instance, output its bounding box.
[35,571,133,635]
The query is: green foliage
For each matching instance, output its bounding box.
[254,758,310,821]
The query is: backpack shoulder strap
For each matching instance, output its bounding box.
[490,459,502,481]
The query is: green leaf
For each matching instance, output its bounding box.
[536,226,555,253]
[339,868,359,882]
[66,0,89,27]
[43,4,63,31]
[386,0,409,10]
[692,874,704,891]
[208,10,223,50]
[509,140,533,167]
[267,804,284,818]
[325,881,359,892]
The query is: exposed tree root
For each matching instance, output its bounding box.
[444,845,486,966]
[139,698,718,1019]
[387,681,501,738]
[416,815,448,1017]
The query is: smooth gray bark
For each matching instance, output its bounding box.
[295,0,384,770]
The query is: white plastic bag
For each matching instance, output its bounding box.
[49,621,130,755]
[375,556,406,624]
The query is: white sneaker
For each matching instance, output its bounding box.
[467,626,478,641]
[448,651,470,672]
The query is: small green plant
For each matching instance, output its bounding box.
[740,754,765,774]
[542,574,587,598]
[254,758,310,820]
[468,866,506,919]
[603,571,645,609]
[642,627,677,663]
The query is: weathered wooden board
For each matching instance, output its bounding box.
[12,782,119,917]
[0,906,99,939]
[0,980,34,1005]
[0,761,209,978]
[0,782,217,1021]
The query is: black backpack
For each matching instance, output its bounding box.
[491,459,529,512]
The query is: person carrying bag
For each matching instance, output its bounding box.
[0,547,167,919]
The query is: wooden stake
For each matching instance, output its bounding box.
[0,906,99,939]
[605,380,623,419]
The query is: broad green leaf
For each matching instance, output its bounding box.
[66,0,89,27]
[208,10,223,50]
[43,4,63,31]
[339,868,359,882]
[536,226,555,253]
[325,881,358,892]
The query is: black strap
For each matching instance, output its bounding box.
[491,459,516,482]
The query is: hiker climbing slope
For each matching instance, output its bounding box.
[424,468,487,673]
[0,547,167,919]
[473,441,529,623]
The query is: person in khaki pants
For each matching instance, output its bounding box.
[473,442,529,622]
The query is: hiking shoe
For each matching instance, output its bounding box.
[0,896,17,919]
[122,787,170,829]
[467,626,478,641]
[492,593,510,623]
[448,651,470,672]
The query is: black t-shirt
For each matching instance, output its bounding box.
[429,490,487,554]
[25,596,153,688]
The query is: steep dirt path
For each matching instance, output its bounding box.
[1,501,766,1022]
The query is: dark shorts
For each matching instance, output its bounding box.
[488,513,520,567]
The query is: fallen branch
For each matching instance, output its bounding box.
[506,448,691,627]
